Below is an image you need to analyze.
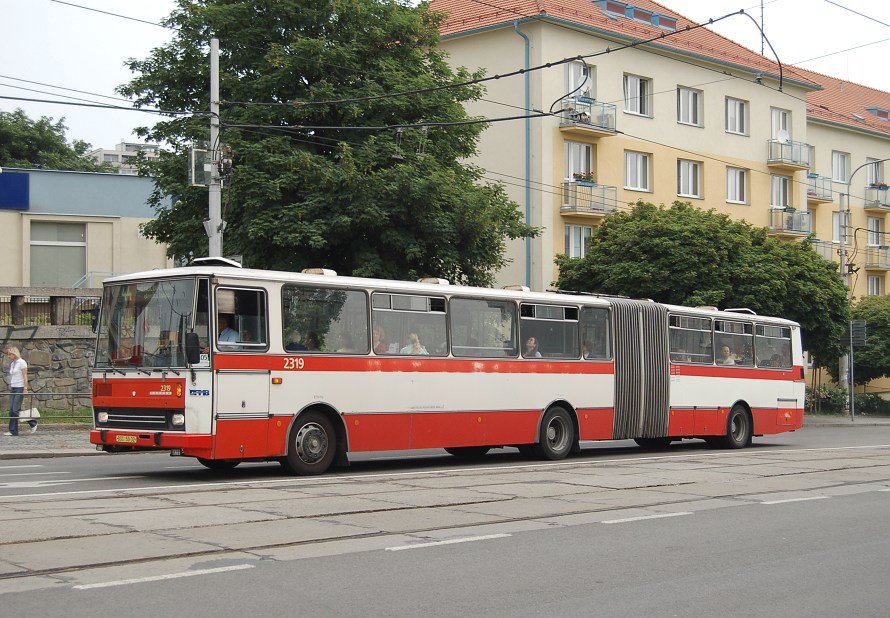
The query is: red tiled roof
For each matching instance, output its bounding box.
[429,0,890,138]
[794,67,890,138]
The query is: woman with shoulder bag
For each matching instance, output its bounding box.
[4,346,34,436]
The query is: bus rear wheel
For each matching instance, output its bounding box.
[533,406,574,460]
[721,405,752,449]
[284,411,336,475]
[197,458,240,471]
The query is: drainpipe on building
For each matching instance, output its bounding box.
[514,21,531,289]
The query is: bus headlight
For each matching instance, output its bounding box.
[171,413,185,427]
[97,412,109,423]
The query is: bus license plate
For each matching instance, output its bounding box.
[115,435,138,444]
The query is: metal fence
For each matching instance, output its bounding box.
[0,287,101,326]
[0,391,92,424]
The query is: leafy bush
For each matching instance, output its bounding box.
[854,393,890,416]
[806,385,847,414]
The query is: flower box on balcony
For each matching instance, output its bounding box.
[575,180,597,187]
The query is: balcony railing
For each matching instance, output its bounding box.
[864,184,890,211]
[561,181,618,216]
[864,246,890,269]
[806,173,833,202]
[809,239,837,262]
[768,208,812,235]
[559,97,617,134]
[767,139,811,169]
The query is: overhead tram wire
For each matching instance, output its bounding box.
[0,94,204,118]
[46,0,172,29]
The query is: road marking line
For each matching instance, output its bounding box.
[761,496,829,505]
[385,533,511,551]
[0,465,43,470]
[0,472,70,477]
[602,512,692,524]
[73,564,255,590]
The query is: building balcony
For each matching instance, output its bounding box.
[809,239,837,262]
[766,139,811,171]
[561,181,618,218]
[864,246,890,270]
[559,97,617,138]
[806,173,833,203]
[768,207,812,237]
[863,184,890,213]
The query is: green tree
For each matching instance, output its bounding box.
[555,201,850,366]
[120,0,536,286]
[0,108,111,172]
[849,295,890,385]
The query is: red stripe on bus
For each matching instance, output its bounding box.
[670,364,803,380]
[213,354,616,375]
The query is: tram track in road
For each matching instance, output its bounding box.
[2,444,890,586]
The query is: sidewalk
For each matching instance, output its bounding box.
[0,424,97,460]
[1,416,889,460]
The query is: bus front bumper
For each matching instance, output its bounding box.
[90,429,212,456]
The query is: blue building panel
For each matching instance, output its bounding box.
[27,169,159,217]
[0,172,30,210]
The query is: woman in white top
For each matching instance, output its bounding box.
[5,346,33,436]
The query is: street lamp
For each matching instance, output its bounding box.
[838,157,890,418]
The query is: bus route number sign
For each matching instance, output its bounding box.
[283,357,305,370]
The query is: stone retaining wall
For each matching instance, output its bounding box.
[0,325,95,412]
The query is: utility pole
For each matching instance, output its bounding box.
[206,37,223,257]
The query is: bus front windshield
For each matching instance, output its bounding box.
[95,279,198,369]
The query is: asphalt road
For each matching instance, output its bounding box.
[2,425,890,616]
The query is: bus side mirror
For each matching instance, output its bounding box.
[185,332,201,365]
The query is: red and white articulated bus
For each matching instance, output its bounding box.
[90,260,804,475]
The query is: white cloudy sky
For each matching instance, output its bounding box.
[1,0,889,150]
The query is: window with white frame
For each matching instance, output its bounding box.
[677,159,701,198]
[726,167,747,203]
[30,221,87,287]
[677,87,702,126]
[625,151,650,191]
[771,108,790,139]
[623,74,651,116]
[832,211,843,243]
[868,275,884,296]
[868,216,884,246]
[832,151,850,183]
[567,61,594,99]
[565,141,593,180]
[565,225,593,258]
[867,157,884,186]
[725,97,747,134]
[770,175,791,208]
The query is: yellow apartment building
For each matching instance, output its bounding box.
[429,0,890,303]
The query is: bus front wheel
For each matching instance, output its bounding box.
[533,406,575,460]
[284,411,336,475]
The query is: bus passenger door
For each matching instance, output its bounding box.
[213,370,271,458]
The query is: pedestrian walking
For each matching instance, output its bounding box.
[4,346,34,436]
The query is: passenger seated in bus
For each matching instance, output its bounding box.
[285,329,307,352]
[770,353,782,367]
[305,332,320,351]
[717,345,736,365]
[400,332,428,355]
[524,336,542,358]
[373,326,389,354]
